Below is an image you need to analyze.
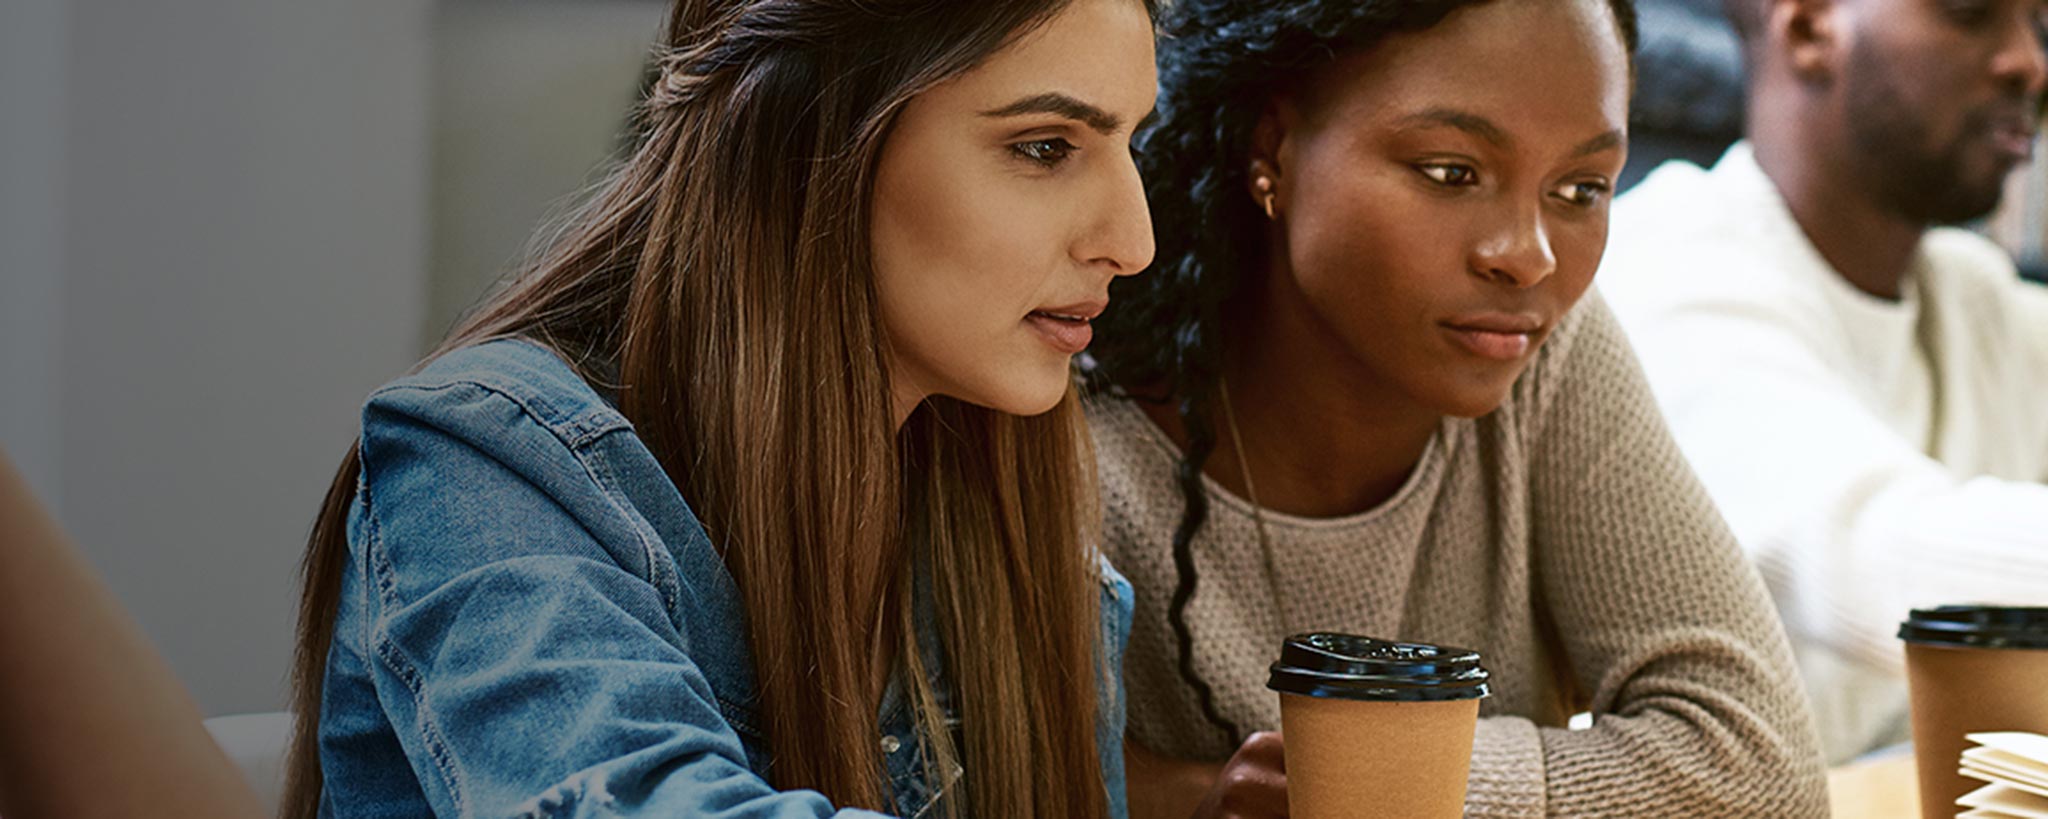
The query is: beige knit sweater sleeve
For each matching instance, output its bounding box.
[1469,293,1829,817]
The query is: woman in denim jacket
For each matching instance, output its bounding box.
[278,0,1159,816]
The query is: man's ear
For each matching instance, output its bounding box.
[1771,0,1848,81]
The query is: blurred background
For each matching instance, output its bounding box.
[1,0,2043,719]
[0,0,666,718]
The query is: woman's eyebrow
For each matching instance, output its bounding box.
[1393,107,1510,147]
[1570,130,1626,159]
[981,92,1122,135]
[1393,107,1626,160]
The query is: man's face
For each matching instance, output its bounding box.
[1839,0,2048,224]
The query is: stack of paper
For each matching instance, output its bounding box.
[1958,732,2048,818]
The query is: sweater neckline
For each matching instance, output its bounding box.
[1109,396,1455,532]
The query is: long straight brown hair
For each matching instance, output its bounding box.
[281,1,1133,816]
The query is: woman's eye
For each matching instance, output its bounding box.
[1013,138,1077,167]
[1417,163,1479,187]
[1554,179,1612,208]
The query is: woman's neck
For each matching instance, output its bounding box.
[1148,277,1438,520]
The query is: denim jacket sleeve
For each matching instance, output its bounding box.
[1096,553,1135,819]
[349,376,890,819]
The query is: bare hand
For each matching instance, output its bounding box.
[1191,730,1288,819]
[1125,732,1289,819]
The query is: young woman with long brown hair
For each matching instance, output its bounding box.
[280,0,1157,816]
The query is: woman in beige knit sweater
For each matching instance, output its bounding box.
[1087,0,1830,816]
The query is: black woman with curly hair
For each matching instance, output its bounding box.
[1088,0,1830,815]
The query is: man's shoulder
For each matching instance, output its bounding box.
[1602,155,1839,326]
[1919,226,2023,293]
[1608,159,1779,275]
[1611,157,1718,234]
[1917,227,2048,350]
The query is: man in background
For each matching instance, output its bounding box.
[1599,0,2048,762]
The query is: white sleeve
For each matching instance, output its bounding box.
[1628,294,2048,672]
[2016,280,2048,476]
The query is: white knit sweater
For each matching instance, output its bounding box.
[1599,142,2048,763]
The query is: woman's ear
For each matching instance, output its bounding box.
[1247,102,1294,220]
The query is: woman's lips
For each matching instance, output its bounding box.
[1443,325,1532,361]
[1026,297,1107,355]
[1027,311,1093,354]
[1440,313,1543,362]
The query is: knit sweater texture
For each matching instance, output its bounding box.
[1088,294,1829,817]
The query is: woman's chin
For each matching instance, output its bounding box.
[1430,381,1518,420]
[962,372,1071,418]
[996,389,1068,418]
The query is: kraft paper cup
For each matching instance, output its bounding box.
[1899,606,2048,819]
[1267,633,1491,819]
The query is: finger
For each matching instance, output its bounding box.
[1236,730,1286,772]
[1213,764,1289,816]
[1216,783,1289,814]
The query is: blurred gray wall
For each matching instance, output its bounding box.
[0,0,664,718]
[429,1,663,341]
[1,0,68,508]
[2,0,436,717]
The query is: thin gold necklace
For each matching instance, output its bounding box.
[1216,375,1285,612]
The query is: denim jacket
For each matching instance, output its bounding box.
[316,339,1134,818]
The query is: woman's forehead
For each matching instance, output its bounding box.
[1296,0,1631,136]
[921,0,1157,124]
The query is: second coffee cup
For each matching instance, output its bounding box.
[1267,632,1491,819]
[1899,606,2048,819]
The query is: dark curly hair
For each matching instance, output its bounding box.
[1086,0,1640,749]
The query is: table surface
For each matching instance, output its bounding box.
[1828,751,1918,819]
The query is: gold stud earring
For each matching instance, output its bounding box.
[1253,175,1277,220]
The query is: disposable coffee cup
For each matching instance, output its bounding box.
[1266,632,1491,819]
[1898,606,2048,819]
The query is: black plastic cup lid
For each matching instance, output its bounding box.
[1266,632,1491,702]
[1898,606,2048,650]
